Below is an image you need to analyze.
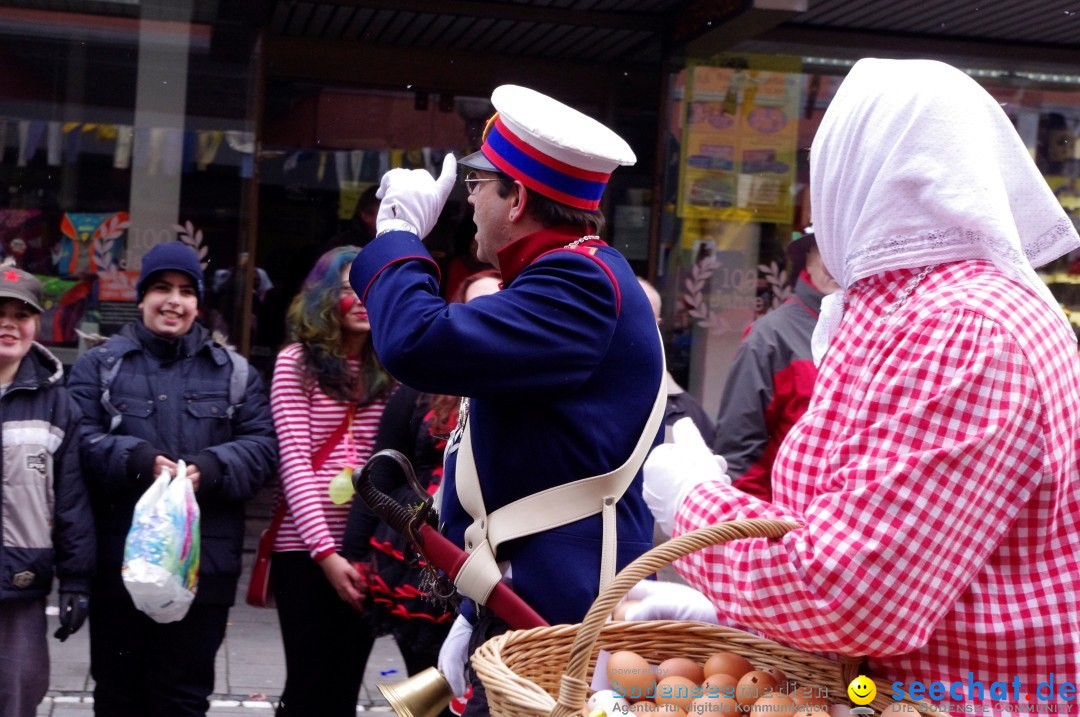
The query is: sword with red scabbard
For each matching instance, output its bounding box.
[352,448,549,630]
[352,449,548,716]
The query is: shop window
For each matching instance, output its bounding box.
[0,4,259,365]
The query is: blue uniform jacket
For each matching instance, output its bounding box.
[351,225,661,625]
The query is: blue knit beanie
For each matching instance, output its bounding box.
[137,242,205,304]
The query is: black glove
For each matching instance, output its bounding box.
[54,591,89,642]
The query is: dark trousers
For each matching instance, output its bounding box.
[272,551,376,717]
[0,598,48,717]
[90,594,228,717]
[462,612,510,717]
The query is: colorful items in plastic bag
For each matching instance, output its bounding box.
[122,461,201,623]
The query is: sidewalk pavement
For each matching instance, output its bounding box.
[35,490,684,715]
[37,487,407,715]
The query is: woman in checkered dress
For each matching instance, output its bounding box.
[645,59,1080,699]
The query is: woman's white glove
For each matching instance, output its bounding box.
[437,613,474,697]
[644,417,731,536]
[375,154,457,239]
[621,580,720,623]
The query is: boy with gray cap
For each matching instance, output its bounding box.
[68,243,277,717]
[0,267,95,717]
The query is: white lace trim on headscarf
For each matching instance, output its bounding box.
[808,58,1080,365]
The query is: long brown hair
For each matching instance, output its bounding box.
[284,246,394,405]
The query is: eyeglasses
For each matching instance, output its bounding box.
[463,171,503,195]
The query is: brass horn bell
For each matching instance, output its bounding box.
[377,666,455,717]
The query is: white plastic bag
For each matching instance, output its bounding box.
[122,461,201,623]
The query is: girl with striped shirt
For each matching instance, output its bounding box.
[269,246,394,717]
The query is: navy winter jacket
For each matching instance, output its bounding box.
[0,343,95,602]
[67,322,278,604]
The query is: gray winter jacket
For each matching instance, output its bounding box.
[0,343,95,602]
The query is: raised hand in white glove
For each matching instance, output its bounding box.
[644,417,731,536]
[621,580,719,623]
[437,613,474,697]
[375,153,458,239]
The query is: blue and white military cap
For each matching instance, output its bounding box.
[458,85,636,210]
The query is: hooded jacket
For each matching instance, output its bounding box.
[712,274,824,501]
[67,322,277,604]
[0,343,95,601]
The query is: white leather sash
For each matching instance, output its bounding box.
[452,330,667,606]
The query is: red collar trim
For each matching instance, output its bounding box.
[497,226,606,284]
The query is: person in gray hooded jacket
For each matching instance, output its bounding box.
[0,267,95,717]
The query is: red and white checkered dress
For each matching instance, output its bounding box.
[676,261,1080,697]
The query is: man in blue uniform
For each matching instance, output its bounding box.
[350,85,663,712]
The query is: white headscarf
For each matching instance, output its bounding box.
[809,58,1080,364]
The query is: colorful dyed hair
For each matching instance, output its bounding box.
[285,245,393,405]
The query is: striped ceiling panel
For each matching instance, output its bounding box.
[789,0,1080,47]
[266,0,680,64]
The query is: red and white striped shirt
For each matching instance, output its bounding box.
[270,343,386,561]
[677,261,1080,697]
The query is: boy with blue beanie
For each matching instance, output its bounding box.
[68,242,278,716]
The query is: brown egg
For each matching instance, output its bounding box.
[793,709,821,717]
[655,676,699,712]
[760,666,788,689]
[829,704,856,717]
[607,651,655,703]
[736,670,779,706]
[705,652,755,679]
[692,691,744,715]
[612,600,642,621]
[629,703,688,715]
[750,693,795,716]
[789,685,831,712]
[658,657,705,685]
[702,673,739,700]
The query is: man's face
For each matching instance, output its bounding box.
[806,245,841,294]
[1048,128,1075,164]
[466,171,514,267]
[139,271,198,338]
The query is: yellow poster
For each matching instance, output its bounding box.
[677,64,800,225]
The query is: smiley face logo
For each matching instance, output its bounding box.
[848,676,877,705]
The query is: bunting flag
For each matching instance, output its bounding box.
[17,121,47,166]
[196,130,223,170]
[47,122,62,166]
[114,125,133,169]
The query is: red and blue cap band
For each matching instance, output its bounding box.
[481,116,610,210]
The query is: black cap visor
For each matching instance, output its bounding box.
[458,149,499,172]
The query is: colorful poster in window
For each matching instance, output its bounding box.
[677,65,801,224]
[36,274,88,345]
[56,211,129,277]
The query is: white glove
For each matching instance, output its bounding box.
[375,154,457,239]
[621,580,719,623]
[644,417,731,536]
[437,613,473,697]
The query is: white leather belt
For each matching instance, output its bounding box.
[452,328,667,607]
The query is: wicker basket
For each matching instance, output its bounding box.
[471,519,945,717]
